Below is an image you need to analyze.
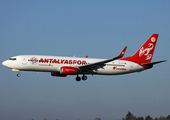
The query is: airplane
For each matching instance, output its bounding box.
[2,34,166,81]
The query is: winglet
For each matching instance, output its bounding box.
[118,46,127,58]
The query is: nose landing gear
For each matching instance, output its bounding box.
[17,73,20,77]
[17,71,20,77]
[11,69,20,77]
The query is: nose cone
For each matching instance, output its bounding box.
[2,60,9,68]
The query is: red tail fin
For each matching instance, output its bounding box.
[120,34,159,64]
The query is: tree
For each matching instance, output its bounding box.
[154,117,158,120]
[136,117,144,120]
[145,115,153,120]
[159,116,166,120]
[125,111,135,120]
[166,115,170,120]
[95,118,101,120]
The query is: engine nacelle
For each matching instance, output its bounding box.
[51,72,67,77]
[60,66,78,75]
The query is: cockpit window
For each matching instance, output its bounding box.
[9,58,17,60]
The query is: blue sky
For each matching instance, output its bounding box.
[0,1,170,120]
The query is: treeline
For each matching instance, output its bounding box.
[121,111,170,120]
[31,112,170,120]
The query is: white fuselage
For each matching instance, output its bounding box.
[2,55,145,75]
[2,34,165,81]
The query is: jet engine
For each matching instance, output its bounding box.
[60,66,78,75]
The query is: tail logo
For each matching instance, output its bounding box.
[139,37,156,60]
[151,37,156,42]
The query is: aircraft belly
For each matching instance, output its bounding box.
[24,64,61,72]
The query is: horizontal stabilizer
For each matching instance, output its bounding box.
[141,60,167,66]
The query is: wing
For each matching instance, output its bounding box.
[78,46,127,74]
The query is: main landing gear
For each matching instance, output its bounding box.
[76,74,87,81]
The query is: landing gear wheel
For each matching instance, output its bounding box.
[82,75,87,80]
[17,73,20,77]
[76,76,81,81]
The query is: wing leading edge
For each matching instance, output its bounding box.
[78,46,127,72]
